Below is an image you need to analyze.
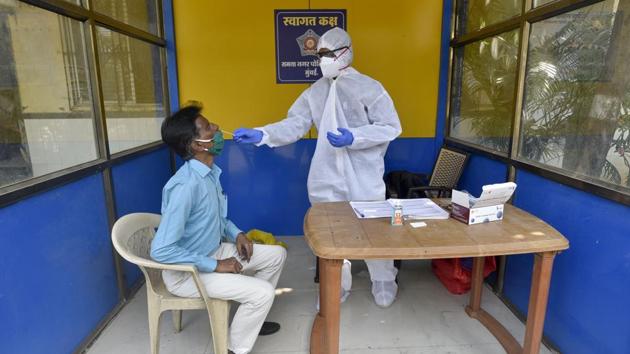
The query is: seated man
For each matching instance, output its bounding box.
[151,105,287,354]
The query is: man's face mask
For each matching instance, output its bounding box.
[319,57,342,79]
[195,130,224,156]
[318,46,350,79]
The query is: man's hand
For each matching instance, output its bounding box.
[327,128,354,147]
[234,128,263,144]
[215,257,243,273]
[236,233,253,262]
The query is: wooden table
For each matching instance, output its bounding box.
[304,201,569,354]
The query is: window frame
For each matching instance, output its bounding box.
[0,0,171,207]
[446,0,630,206]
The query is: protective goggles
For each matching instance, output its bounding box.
[316,46,349,59]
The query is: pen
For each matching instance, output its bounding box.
[352,207,365,218]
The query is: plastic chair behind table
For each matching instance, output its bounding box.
[111,213,230,354]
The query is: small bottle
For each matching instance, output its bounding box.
[391,202,403,226]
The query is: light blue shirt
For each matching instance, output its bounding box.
[150,159,242,272]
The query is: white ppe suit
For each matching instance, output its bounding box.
[257,28,401,304]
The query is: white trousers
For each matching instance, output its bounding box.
[163,243,287,354]
[340,259,398,293]
[364,259,398,282]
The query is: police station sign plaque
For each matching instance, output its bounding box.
[274,10,347,84]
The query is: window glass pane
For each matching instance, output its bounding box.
[449,30,520,153]
[96,27,165,154]
[0,2,97,189]
[533,0,555,7]
[457,0,522,36]
[519,0,630,191]
[92,0,158,35]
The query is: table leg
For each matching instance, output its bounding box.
[466,256,485,315]
[523,252,556,354]
[466,257,521,354]
[310,258,342,354]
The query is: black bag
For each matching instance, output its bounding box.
[384,170,427,199]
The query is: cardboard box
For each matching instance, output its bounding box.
[450,182,516,225]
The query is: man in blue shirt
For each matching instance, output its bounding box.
[151,105,287,354]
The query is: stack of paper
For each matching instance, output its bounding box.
[349,198,449,220]
[349,201,393,218]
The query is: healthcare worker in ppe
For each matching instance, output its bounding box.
[234,27,401,308]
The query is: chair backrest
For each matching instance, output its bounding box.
[111,213,165,295]
[428,147,469,188]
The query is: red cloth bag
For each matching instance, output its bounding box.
[431,257,497,295]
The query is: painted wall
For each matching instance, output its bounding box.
[0,175,118,354]
[173,0,443,137]
[452,148,630,354]
[172,1,445,235]
[0,149,173,354]
[509,170,630,354]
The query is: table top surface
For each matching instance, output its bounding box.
[303,200,569,259]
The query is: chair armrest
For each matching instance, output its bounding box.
[408,186,452,198]
[120,253,198,273]
[134,255,214,304]
[408,186,451,192]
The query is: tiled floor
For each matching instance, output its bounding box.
[87,237,554,354]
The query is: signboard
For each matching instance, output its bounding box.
[274,9,347,84]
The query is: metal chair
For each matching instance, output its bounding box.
[406,146,469,198]
[111,213,230,354]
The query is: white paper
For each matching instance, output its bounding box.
[350,198,449,220]
[349,201,394,218]
[388,198,450,220]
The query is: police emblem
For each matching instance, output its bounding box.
[296,29,320,56]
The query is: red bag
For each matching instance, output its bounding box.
[431,257,496,295]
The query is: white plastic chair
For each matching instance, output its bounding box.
[111,213,230,354]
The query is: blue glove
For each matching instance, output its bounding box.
[327,128,354,148]
[234,128,263,144]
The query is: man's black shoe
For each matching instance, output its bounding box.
[259,321,280,336]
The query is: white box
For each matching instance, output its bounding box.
[450,182,516,225]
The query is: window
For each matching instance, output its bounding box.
[93,0,159,35]
[0,2,96,189]
[450,0,630,199]
[0,0,168,194]
[450,30,519,153]
[96,27,166,154]
[456,0,522,36]
[519,1,630,191]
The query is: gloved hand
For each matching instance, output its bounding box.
[327,128,354,148]
[234,128,263,144]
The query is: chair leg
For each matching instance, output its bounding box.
[147,295,162,354]
[314,256,320,283]
[172,310,182,333]
[206,299,230,354]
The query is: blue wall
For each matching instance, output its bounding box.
[112,147,172,289]
[211,138,436,236]
[458,154,508,196]
[452,151,630,354]
[0,174,118,354]
[507,170,630,354]
[0,148,174,354]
